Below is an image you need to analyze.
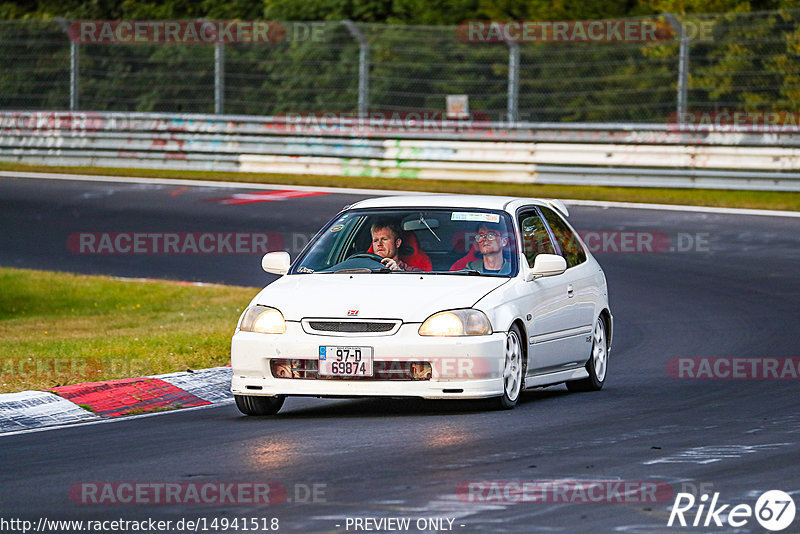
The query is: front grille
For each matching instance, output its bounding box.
[308,321,394,333]
[301,318,401,336]
[271,358,431,381]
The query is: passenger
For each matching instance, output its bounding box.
[370,221,422,272]
[467,222,511,274]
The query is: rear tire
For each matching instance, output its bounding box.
[234,394,285,416]
[566,316,608,392]
[495,324,526,409]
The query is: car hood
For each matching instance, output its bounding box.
[252,273,509,323]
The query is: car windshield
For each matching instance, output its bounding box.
[291,208,518,276]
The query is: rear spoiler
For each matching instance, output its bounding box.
[547,199,569,218]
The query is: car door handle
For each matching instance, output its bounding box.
[567,284,574,298]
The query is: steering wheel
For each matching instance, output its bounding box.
[346,252,386,264]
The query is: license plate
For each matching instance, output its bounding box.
[318,346,373,377]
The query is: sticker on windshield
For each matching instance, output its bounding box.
[451,212,501,223]
[330,225,344,232]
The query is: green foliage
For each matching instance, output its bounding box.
[1,0,795,21]
[682,10,800,113]
[0,267,255,393]
[0,21,69,109]
[1,4,799,121]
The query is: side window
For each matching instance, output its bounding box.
[540,206,587,268]
[518,210,555,268]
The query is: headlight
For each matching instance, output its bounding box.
[239,305,286,334]
[418,309,492,336]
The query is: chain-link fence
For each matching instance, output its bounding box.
[1,10,798,123]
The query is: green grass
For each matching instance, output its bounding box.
[0,267,258,393]
[1,161,799,211]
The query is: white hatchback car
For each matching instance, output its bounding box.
[231,195,612,415]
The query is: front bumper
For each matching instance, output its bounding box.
[231,323,507,400]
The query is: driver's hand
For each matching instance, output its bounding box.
[381,257,401,270]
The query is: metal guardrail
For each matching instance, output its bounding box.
[0,111,799,191]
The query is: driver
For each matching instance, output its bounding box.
[370,221,422,272]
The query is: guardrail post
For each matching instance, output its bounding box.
[664,13,689,117]
[506,42,520,124]
[215,42,225,114]
[56,18,79,111]
[342,21,370,116]
[70,41,80,111]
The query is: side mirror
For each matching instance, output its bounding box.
[262,251,291,275]
[527,254,566,280]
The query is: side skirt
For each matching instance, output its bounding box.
[523,367,589,389]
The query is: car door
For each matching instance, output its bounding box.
[539,206,597,366]
[517,206,593,375]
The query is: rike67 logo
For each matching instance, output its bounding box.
[669,490,796,531]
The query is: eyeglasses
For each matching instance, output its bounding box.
[474,232,501,242]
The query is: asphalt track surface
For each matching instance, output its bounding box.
[1,176,799,533]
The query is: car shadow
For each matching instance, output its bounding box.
[242,386,573,419]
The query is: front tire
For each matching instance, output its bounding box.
[235,394,285,416]
[496,324,526,409]
[566,316,608,392]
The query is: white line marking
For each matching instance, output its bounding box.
[643,443,792,465]
[564,198,800,218]
[2,170,798,217]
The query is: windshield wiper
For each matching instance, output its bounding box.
[451,268,483,275]
[332,267,392,274]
